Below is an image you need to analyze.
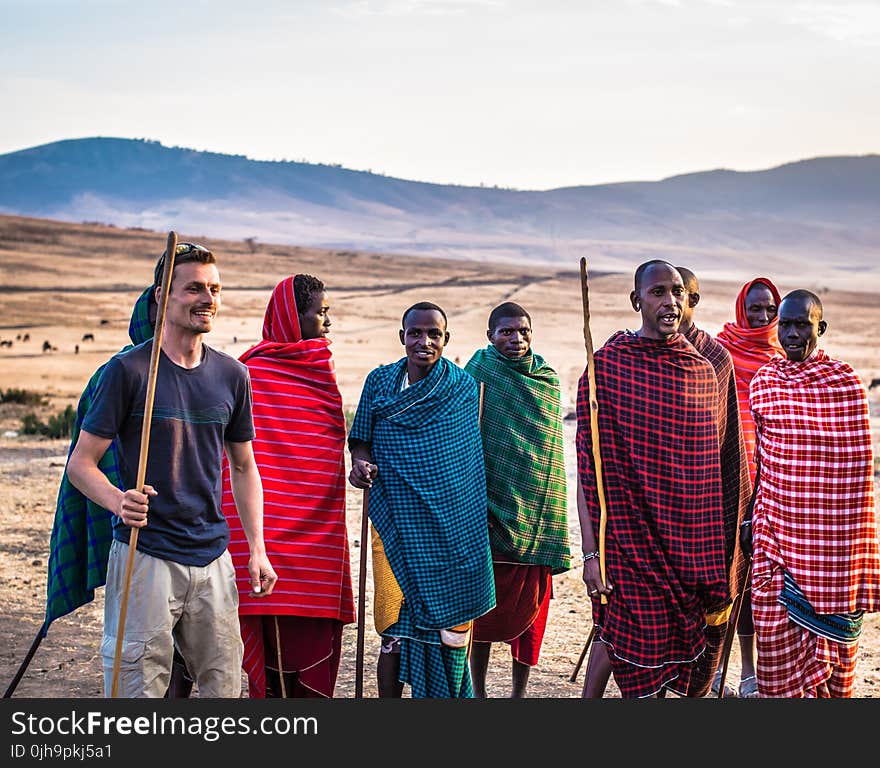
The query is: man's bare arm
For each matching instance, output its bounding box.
[67,430,154,527]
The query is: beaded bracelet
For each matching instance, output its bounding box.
[582,550,600,562]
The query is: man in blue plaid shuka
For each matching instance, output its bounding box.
[348,302,495,698]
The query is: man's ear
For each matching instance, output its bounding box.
[629,290,640,312]
[689,292,700,309]
[486,329,492,343]
[818,320,828,336]
[399,329,405,345]
[444,331,450,345]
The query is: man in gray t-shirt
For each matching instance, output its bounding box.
[69,242,277,698]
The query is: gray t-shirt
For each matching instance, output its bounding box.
[83,340,254,566]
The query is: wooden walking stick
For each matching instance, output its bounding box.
[568,623,596,683]
[717,436,761,699]
[355,487,370,699]
[580,256,609,602]
[568,257,611,686]
[716,560,751,699]
[109,231,177,698]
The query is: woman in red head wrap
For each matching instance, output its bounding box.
[714,276,783,698]
[222,274,355,697]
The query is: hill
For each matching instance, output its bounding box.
[1,138,878,287]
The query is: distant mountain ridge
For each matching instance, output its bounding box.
[1,137,878,284]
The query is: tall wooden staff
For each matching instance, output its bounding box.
[569,257,610,683]
[355,488,369,698]
[109,231,177,698]
[580,256,609,599]
[716,435,761,698]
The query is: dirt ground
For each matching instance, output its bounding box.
[1,215,878,699]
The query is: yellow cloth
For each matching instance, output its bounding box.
[371,524,404,634]
[705,602,733,627]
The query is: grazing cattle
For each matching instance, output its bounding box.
[0,340,12,348]
[82,333,95,342]
[22,333,30,342]
[42,340,52,353]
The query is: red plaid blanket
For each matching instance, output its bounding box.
[577,331,729,695]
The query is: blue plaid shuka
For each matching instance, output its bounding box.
[42,287,154,634]
[349,356,496,631]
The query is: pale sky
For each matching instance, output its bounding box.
[2,0,878,190]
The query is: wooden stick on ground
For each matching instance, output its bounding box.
[355,488,370,699]
[109,231,177,698]
[717,559,752,699]
[568,623,596,684]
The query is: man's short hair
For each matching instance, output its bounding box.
[154,242,216,288]
[488,302,531,332]
[293,274,325,313]
[634,259,677,291]
[401,301,447,329]
[781,289,824,318]
[675,266,699,294]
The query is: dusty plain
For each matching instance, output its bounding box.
[1,214,878,698]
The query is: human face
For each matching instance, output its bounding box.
[489,316,532,358]
[158,262,221,336]
[631,263,685,340]
[298,290,331,340]
[777,296,826,362]
[744,283,777,328]
[399,309,449,382]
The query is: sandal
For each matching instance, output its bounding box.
[711,669,737,698]
[739,675,758,698]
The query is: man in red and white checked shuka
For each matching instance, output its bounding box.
[577,260,730,698]
[746,289,880,697]
[221,274,355,698]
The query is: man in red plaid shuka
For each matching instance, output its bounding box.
[577,261,730,698]
[745,290,880,697]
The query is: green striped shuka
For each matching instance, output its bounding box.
[465,345,571,574]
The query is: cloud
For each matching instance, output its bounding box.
[333,0,505,18]
[786,2,880,45]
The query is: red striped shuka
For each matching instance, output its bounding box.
[577,331,729,698]
[221,276,355,698]
[749,350,880,697]
[715,278,784,482]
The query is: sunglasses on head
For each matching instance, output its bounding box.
[154,242,212,286]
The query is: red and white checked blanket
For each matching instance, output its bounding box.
[750,349,880,615]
